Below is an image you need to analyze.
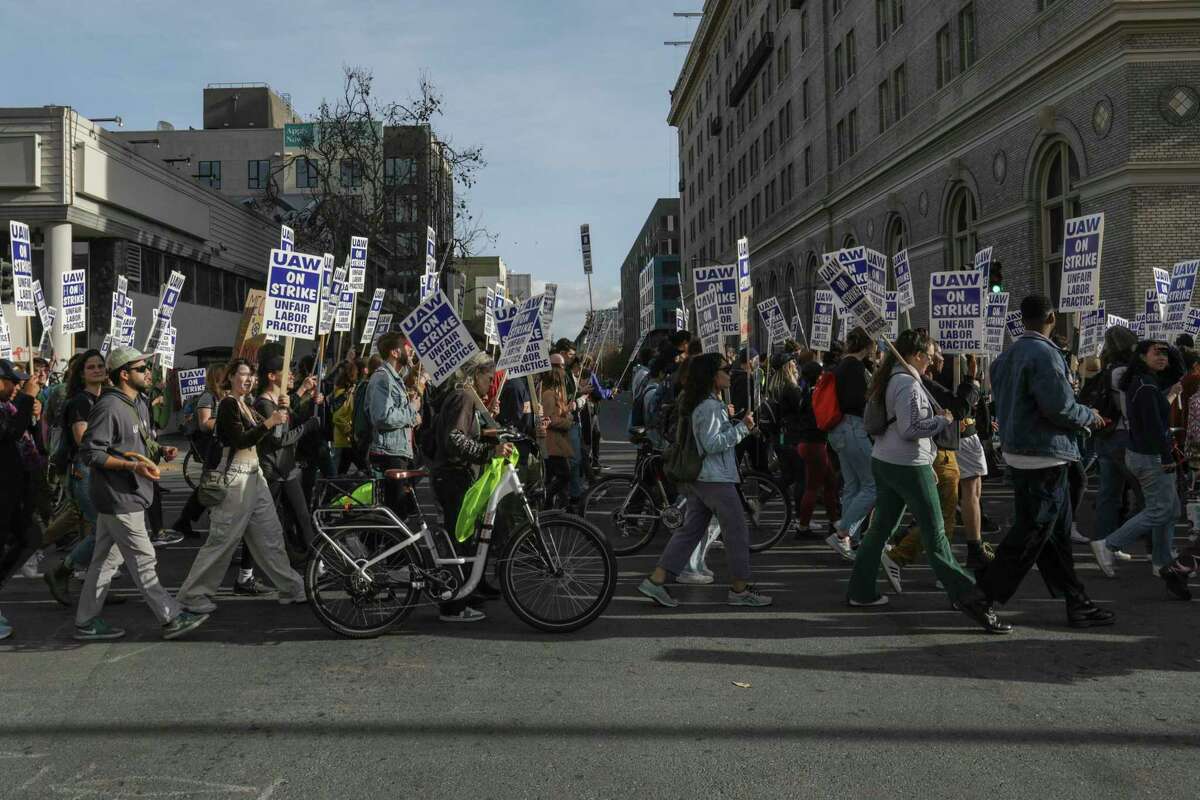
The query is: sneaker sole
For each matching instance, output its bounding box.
[1068,616,1116,628]
[438,615,487,623]
[727,599,773,607]
[74,631,125,641]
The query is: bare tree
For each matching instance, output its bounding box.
[252,66,494,311]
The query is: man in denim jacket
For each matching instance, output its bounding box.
[366,332,423,476]
[978,295,1115,628]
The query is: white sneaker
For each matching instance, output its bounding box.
[1090,540,1116,578]
[880,552,903,594]
[676,571,714,585]
[439,607,487,623]
[20,551,46,579]
[1112,549,1133,562]
[825,533,855,561]
[848,595,889,607]
[1070,525,1089,545]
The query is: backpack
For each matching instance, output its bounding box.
[1078,365,1122,434]
[651,381,680,444]
[352,379,373,455]
[812,371,843,431]
[663,412,703,484]
[628,379,656,433]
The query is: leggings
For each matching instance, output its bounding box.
[545,456,571,508]
[774,444,806,521]
[796,442,840,527]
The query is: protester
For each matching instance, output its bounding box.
[825,326,877,559]
[845,330,1008,633]
[977,295,1114,628]
[1091,339,1185,577]
[175,358,305,614]
[43,351,109,605]
[330,361,360,473]
[172,362,226,539]
[72,347,207,642]
[792,359,839,536]
[541,356,574,508]
[767,355,808,523]
[638,352,772,609]
[366,332,424,511]
[0,360,42,640]
[431,353,515,623]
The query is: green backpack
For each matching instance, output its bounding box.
[663,413,704,485]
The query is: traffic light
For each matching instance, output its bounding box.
[990,260,1004,294]
[0,261,12,305]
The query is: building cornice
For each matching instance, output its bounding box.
[668,0,730,127]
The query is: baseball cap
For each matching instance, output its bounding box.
[105,346,153,373]
[0,359,29,382]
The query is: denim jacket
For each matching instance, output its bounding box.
[366,362,419,458]
[691,395,749,483]
[990,331,1094,462]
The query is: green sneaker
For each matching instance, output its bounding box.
[637,578,680,608]
[727,585,773,607]
[74,618,126,641]
[162,611,208,641]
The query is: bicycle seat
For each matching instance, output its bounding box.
[384,469,428,481]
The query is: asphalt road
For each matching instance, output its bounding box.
[2,400,1198,799]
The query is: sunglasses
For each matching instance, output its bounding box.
[126,364,152,374]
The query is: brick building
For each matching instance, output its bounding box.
[668,0,1200,347]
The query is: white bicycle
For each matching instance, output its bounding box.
[305,430,617,638]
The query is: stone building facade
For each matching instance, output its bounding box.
[668,0,1200,347]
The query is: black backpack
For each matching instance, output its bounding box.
[1078,365,1123,433]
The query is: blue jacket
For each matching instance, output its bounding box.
[990,331,1094,462]
[691,395,748,483]
[366,362,419,458]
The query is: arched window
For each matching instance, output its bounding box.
[884,215,907,290]
[842,233,858,249]
[784,262,797,317]
[947,185,978,270]
[1039,140,1082,304]
[805,252,820,322]
[754,277,768,351]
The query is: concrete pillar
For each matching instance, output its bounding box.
[44,222,73,364]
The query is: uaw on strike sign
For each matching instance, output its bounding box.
[263,249,322,339]
[401,292,479,386]
[1057,213,1103,312]
[929,270,985,354]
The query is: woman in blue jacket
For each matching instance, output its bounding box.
[637,353,771,609]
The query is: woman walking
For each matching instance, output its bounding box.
[825,327,877,559]
[1092,340,1185,577]
[171,363,226,539]
[793,359,840,536]
[846,330,1010,634]
[767,355,808,525]
[541,356,574,508]
[175,359,305,613]
[637,353,772,608]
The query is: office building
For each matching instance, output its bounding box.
[669,0,1200,346]
[618,198,681,349]
[457,255,508,331]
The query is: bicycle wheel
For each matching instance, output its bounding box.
[183,451,204,490]
[500,513,617,633]
[306,526,421,639]
[742,470,792,552]
[578,475,659,556]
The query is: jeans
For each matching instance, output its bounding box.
[1104,450,1178,568]
[567,424,584,500]
[1092,432,1133,542]
[657,482,752,580]
[75,511,180,627]
[796,442,839,527]
[848,459,975,604]
[976,465,1087,605]
[827,415,875,538]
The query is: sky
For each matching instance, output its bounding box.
[2,0,697,340]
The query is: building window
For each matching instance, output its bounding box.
[804,145,813,186]
[877,80,891,133]
[296,156,319,189]
[196,160,221,190]
[891,0,905,30]
[892,64,908,121]
[833,0,842,15]
[936,25,953,89]
[848,108,858,156]
[875,0,888,46]
[959,3,977,72]
[947,184,979,271]
[846,29,857,78]
[384,157,416,185]
[394,194,419,224]
[247,159,270,190]
[834,43,844,90]
[802,79,811,119]
[1039,140,1082,307]
[836,119,847,164]
[885,215,907,289]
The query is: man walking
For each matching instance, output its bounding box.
[0,360,42,640]
[977,295,1114,628]
[73,347,208,641]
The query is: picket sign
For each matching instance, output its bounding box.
[929,270,986,355]
[359,288,386,345]
[811,290,835,352]
[1165,259,1200,336]
[0,312,11,361]
[262,248,322,391]
[893,249,916,317]
[178,367,207,400]
[692,265,739,335]
[495,294,545,377]
[399,291,480,387]
[37,307,56,360]
[756,297,791,349]
[984,293,1010,356]
[696,286,723,354]
[348,236,368,292]
[60,269,87,343]
[144,270,188,354]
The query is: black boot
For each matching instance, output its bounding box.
[1066,595,1116,628]
[958,591,1014,635]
